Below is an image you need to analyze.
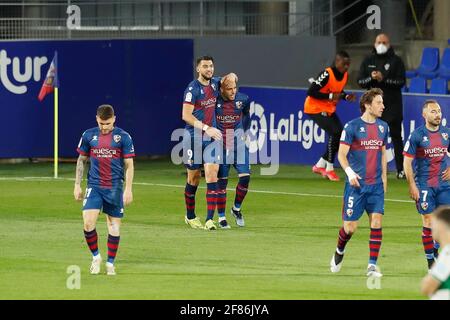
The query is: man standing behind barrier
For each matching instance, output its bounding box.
[358,33,406,179]
[304,50,356,182]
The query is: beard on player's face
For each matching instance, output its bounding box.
[200,72,212,81]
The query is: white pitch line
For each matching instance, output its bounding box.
[0,176,414,204]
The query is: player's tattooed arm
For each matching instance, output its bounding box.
[123,158,134,206]
[74,155,88,201]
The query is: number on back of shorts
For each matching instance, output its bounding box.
[187,149,193,160]
[348,196,354,208]
[421,190,428,202]
[85,188,92,198]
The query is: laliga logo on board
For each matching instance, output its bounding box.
[247,101,325,153]
[0,50,49,94]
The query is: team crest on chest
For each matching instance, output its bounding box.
[442,133,448,140]
[360,127,365,133]
[211,84,216,91]
[113,135,121,143]
[378,125,384,133]
[423,136,429,142]
[92,135,98,141]
[236,101,243,109]
[384,63,390,71]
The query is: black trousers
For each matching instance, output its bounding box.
[382,116,404,172]
[307,112,343,164]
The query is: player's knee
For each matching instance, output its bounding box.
[108,221,120,236]
[187,171,201,185]
[371,217,382,229]
[83,221,96,232]
[422,214,433,228]
[345,223,357,234]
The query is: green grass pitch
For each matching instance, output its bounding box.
[0,159,429,299]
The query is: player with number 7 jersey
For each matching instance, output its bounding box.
[403,100,450,270]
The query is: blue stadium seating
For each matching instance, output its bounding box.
[408,77,428,93]
[429,78,449,95]
[406,47,440,79]
[438,48,450,80]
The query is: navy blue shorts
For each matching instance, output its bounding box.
[342,182,384,221]
[415,184,450,215]
[183,130,221,170]
[218,144,250,178]
[82,185,124,218]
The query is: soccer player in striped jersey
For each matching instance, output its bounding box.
[330,88,388,278]
[403,100,450,270]
[215,77,251,229]
[182,55,237,230]
[74,104,135,276]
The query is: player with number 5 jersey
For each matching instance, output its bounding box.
[403,100,450,270]
[329,88,388,278]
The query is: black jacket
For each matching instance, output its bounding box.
[357,47,406,122]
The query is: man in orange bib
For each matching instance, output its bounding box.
[304,51,356,181]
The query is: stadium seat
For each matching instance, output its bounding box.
[408,47,440,80]
[438,48,450,80]
[405,70,417,79]
[429,78,449,95]
[408,77,428,94]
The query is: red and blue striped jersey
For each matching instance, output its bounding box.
[77,127,135,189]
[403,125,450,187]
[215,92,250,149]
[340,117,389,185]
[183,78,221,135]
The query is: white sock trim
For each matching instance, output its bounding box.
[316,158,327,168]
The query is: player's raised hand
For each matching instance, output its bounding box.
[205,127,222,141]
[123,189,133,206]
[74,185,83,201]
[442,168,450,181]
[408,184,420,202]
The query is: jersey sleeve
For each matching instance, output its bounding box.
[77,131,90,156]
[383,125,389,146]
[403,132,417,158]
[183,85,198,106]
[430,247,450,283]
[122,133,135,158]
[340,123,354,146]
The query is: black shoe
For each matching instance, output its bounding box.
[427,259,435,269]
[397,170,406,179]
